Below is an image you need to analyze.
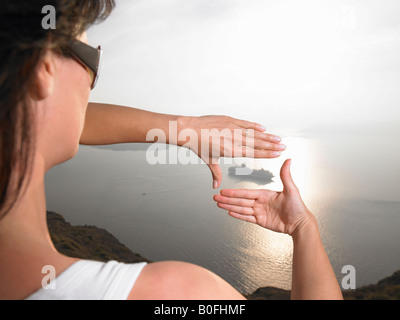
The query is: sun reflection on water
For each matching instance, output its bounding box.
[231,136,315,200]
[224,137,316,290]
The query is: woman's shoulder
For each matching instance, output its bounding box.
[128,261,245,300]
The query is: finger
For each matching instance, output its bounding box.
[280,159,298,194]
[228,211,257,224]
[220,189,260,199]
[242,130,282,144]
[213,194,255,207]
[217,202,254,215]
[237,137,286,151]
[208,163,222,189]
[241,147,282,158]
[231,119,266,132]
[254,139,286,152]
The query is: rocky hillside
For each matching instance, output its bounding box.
[245,271,400,300]
[47,211,150,264]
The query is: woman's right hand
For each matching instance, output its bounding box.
[215,159,344,300]
[213,159,316,236]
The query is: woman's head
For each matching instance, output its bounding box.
[0,0,115,218]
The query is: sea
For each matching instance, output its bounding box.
[44,123,400,295]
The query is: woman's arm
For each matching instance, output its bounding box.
[80,103,286,188]
[80,102,179,145]
[213,159,343,300]
[290,216,343,300]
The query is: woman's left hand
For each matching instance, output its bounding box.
[177,115,286,189]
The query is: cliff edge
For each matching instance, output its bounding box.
[47,211,150,264]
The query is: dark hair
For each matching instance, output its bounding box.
[0,0,115,218]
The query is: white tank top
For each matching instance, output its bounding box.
[25,260,147,300]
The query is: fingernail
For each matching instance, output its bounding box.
[279,144,286,150]
[273,151,281,156]
[213,180,218,189]
[273,136,281,142]
[259,125,266,131]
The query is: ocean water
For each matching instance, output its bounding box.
[45,129,400,294]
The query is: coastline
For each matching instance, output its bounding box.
[47,211,400,300]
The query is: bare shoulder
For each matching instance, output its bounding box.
[128,261,245,300]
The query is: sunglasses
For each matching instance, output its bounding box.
[67,39,103,90]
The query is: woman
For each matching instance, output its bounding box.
[0,0,343,300]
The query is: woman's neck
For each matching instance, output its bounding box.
[0,157,78,299]
[0,156,56,252]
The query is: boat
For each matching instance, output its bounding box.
[228,164,274,184]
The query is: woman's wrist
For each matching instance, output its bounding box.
[290,211,320,243]
[175,115,197,147]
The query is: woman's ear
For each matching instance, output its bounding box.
[31,50,56,101]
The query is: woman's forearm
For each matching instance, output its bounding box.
[80,102,181,145]
[291,216,343,300]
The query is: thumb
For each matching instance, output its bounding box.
[280,159,298,194]
[207,163,222,189]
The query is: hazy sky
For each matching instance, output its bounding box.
[88,0,400,133]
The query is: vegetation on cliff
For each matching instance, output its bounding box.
[47,211,150,264]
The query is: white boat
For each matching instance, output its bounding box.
[228,164,274,184]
